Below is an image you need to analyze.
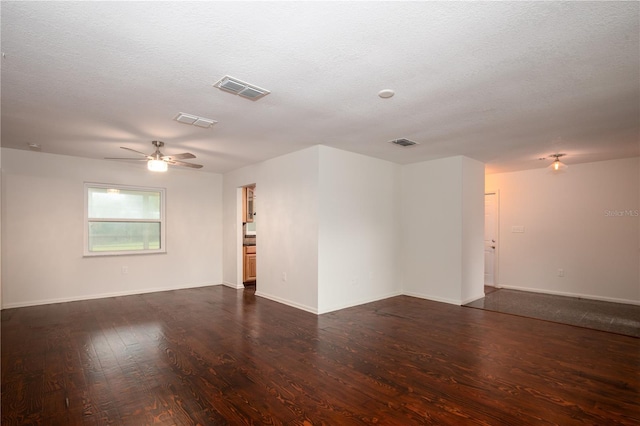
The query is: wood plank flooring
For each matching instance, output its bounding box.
[2,285,639,425]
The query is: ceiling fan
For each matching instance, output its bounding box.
[106,141,203,171]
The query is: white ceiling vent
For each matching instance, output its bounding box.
[213,76,270,101]
[174,113,217,129]
[389,138,419,147]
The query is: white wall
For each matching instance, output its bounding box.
[256,147,320,312]
[1,148,223,308]
[486,157,640,304]
[461,156,486,303]
[317,146,401,313]
[0,148,3,309]
[4,145,488,312]
[400,156,485,305]
[222,146,320,313]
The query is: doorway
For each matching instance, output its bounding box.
[484,192,498,288]
[241,184,257,288]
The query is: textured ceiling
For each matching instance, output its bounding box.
[1,1,638,174]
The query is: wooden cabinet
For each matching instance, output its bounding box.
[243,186,255,223]
[243,245,256,282]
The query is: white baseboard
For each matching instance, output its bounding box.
[499,285,640,306]
[254,291,318,314]
[255,290,404,315]
[402,291,463,306]
[461,293,486,305]
[5,282,637,311]
[317,290,403,315]
[1,282,222,309]
[222,281,244,289]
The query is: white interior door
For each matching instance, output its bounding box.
[484,193,497,286]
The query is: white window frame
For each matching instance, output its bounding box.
[84,183,166,257]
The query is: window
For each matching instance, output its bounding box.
[84,183,166,256]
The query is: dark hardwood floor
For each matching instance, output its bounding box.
[2,285,639,425]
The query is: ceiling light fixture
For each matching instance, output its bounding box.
[548,153,568,172]
[389,138,419,147]
[147,144,168,172]
[148,159,168,172]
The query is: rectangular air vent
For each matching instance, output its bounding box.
[193,118,215,128]
[218,78,245,93]
[174,113,217,129]
[175,113,198,125]
[213,76,270,101]
[390,138,419,147]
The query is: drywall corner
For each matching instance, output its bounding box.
[461,156,485,303]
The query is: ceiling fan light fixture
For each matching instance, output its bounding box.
[148,159,168,172]
[548,154,568,173]
[106,141,202,170]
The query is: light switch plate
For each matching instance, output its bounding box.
[512,226,525,233]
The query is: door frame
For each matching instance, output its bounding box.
[236,187,244,288]
[237,184,257,287]
[485,190,500,287]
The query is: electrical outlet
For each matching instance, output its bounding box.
[558,268,564,277]
[122,266,128,274]
[282,272,287,282]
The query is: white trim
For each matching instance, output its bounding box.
[318,290,403,314]
[255,291,318,314]
[499,284,640,306]
[1,282,222,309]
[461,293,486,305]
[402,291,464,306]
[6,283,637,311]
[237,187,244,286]
[484,190,500,286]
[222,281,243,289]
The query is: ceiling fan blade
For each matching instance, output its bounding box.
[120,147,151,157]
[105,157,147,161]
[163,152,196,160]
[167,159,203,169]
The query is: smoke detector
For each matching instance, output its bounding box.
[378,89,395,99]
[389,138,419,147]
[213,76,270,101]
